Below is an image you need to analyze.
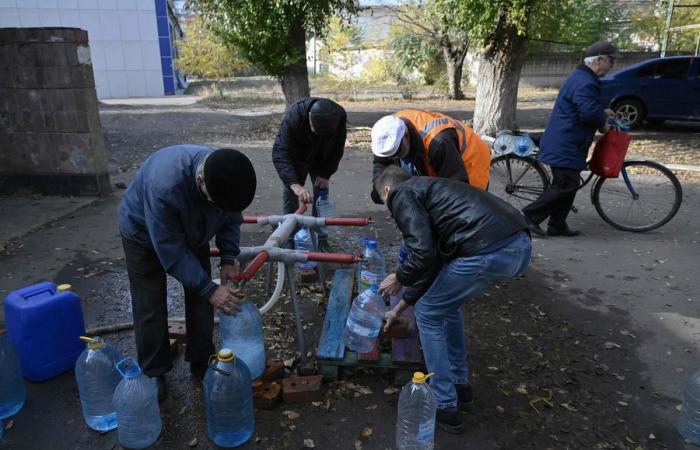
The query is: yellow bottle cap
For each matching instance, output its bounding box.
[217,348,235,362]
[57,284,72,292]
[80,336,105,350]
[412,372,433,384]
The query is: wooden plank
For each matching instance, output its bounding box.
[316,269,354,360]
[390,290,423,365]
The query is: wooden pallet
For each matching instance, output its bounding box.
[316,269,424,384]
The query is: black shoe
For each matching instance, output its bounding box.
[522,214,545,237]
[436,408,464,434]
[190,361,208,381]
[456,384,474,412]
[317,238,333,253]
[156,375,167,403]
[546,226,581,237]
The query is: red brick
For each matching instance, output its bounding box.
[381,316,410,338]
[261,359,284,382]
[168,322,187,343]
[253,382,281,409]
[282,375,323,403]
[298,268,319,283]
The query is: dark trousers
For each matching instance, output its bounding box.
[121,235,214,377]
[523,166,581,229]
[282,168,327,239]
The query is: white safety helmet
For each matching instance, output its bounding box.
[371,115,407,158]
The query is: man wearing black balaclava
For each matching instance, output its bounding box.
[118,145,257,401]
[272,97,347,252]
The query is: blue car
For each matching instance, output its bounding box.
[600,56,700,129]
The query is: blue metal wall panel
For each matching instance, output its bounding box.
[155,0,174,94]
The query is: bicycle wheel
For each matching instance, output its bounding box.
[489,154,549,210]
[592,160,682,232]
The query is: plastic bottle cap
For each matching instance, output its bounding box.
[218,348,235,362]
[80,336,105,350]
[57,284,72,292]
[370,284,380,293]
[412,372,433,384]
[367,240,378,249]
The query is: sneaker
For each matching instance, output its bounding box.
[456,384,474,412]
[436,407,464,434]
[190,361,208,381]
[156,375,168,403]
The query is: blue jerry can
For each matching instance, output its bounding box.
[4,282,86,382]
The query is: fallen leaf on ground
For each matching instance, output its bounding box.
[361,427,373,437]
[188,437,198,447]
[282,410,300,420]
[304,439,315,448]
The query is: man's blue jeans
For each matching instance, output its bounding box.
[414,231,532,409]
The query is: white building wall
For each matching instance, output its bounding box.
[0,0,164,99]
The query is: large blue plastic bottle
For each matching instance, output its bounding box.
[204,348,254,447]
[113,357,162,449]
[677,369,700,445]
[75,336,123,432]
[358,241,386,292]
[4,282,86,381]
[294,227,317,270]
[0,332,26,420]
[218,299,266,380]
[343,284,386,353]
[396,372,437,450]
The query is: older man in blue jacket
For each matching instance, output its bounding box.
[523,41,618,237]
[118,145,256,400]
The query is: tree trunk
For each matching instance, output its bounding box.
[472,13,529,136]
[443,47,466,100]
[279,16,310,105]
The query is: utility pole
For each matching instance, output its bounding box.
[661,0,676,57]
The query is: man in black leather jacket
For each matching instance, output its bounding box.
[376,166,532,434]
[272,97,346,251]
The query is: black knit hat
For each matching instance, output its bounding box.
[309,98,343,136]
[584,40,619,58]
[203,148,256,212]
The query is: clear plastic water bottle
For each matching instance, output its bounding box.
[113,357,162,449]
[204,348,254,447]
[218,299,266,380]
[294,227,317,270]
[677,369,700,445]
[359,240,386,292]
[315,188,336,235]
[396,372,437,450]
[0,332,25,420]
[492,132,516,155]
[75,336,123,431]
[513,133,535,157]
[343,285,386,353]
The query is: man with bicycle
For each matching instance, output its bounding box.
[522,40,618,237]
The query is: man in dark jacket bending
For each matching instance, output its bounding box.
[272,97,346,251]
[522,41,618,237]
[376,166,532,434]
[118,145,256,400]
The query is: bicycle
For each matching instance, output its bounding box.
[487,129,683,232]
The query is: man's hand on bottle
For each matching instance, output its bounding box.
[290,183,312,204]
[209,285,242,315]
[379,273,402,296]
